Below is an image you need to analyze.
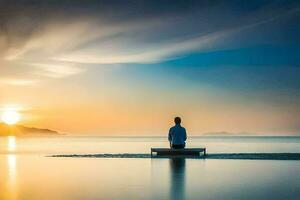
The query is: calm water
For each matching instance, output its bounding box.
[1,136,300,200]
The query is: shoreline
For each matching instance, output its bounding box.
[49,153,300,160]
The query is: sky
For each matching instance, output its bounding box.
[0,0,300,135]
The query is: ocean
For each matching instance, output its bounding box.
[1,136,300,200]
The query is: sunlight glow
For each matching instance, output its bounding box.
[1,111,20,125]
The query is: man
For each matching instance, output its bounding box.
[168,117,187,149]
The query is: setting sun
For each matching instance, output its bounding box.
[1,110,21,125]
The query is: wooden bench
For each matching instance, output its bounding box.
[151,148,206,157]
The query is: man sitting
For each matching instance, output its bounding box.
[168,117,187,149]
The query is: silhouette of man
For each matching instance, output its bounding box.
[168,117,187,149]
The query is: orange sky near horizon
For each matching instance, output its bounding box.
[1,79,299,135]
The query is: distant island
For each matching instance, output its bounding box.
[0,123,59,136]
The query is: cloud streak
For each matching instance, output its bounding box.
[31,63,85,78]
[0,78,38,86]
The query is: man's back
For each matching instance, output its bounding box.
[168,124,187,145]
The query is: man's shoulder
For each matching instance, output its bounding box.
[171,125,185,130]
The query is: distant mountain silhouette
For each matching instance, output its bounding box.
[0,123,59,136]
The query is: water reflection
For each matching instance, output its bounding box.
[6,136,18,200]
[7,136,16,152]
[169,158,186,200]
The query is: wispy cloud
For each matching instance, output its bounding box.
[30,63,85,78]
[43,8,300,65]
[0,78,38,86]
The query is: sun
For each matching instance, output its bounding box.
[1,110,21,125]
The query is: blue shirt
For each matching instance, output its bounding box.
[168,124,187,145]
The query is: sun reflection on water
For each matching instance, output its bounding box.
[7,136,16,153]
[7,154,16,177]
[6,136,18,200]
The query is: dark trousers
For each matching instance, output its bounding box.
[171,144,185,149]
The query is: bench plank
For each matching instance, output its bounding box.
[151,148,206,157]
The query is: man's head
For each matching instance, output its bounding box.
[174,117,181,125]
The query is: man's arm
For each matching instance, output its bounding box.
[183,128,187,141]
[168,128,172,148]
[168,128,172,142]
